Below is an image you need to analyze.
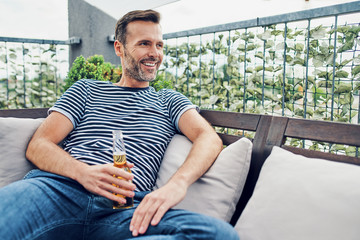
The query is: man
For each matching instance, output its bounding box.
[0,10,239,239]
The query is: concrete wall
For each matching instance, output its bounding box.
[68,0,120,66]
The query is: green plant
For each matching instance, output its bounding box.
[151,70,174,91]
[63,55,122,91]
[160,21,360,157]
[162,23,360,122]
[64,55,173,92]
[0,43,68,109]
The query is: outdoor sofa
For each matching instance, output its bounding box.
[1,107,360,240]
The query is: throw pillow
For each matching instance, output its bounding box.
[235,146,360,240]
[0,117,44,188]
[155,134,252,222]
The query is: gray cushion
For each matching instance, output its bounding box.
[0,117,44,187]
[236,146,360,240]
[155,134,252,221]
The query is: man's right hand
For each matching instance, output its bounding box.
[26,111,136,203]
[77,163,136,203]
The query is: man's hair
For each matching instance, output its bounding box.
[115,9,161,45]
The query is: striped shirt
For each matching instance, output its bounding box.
[49,79,197,191]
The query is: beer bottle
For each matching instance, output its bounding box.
[112,130,134,209]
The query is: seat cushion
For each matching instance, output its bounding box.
[0,117,44,187]
[155,134,252,222]
[235,146,360,240]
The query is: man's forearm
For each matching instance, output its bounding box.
[26,137,86,182]
[167,130,222,189]
[129,115,223,237]
[25,112,86,182]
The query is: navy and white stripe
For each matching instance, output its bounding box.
[49,79,197,191]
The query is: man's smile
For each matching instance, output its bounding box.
[140,59,159,69]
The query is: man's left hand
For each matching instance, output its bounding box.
[129,181,186,237]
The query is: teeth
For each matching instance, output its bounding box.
[143,62,156,67]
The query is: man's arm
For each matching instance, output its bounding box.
[130,108,223,237]
[26,111,135,203]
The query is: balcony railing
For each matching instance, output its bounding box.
[1,2,359,157]
[159,2,360,124]
[0,37,79,109]
[1,2,359,126]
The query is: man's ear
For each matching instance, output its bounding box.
[114,40,124,57]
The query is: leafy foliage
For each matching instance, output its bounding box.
[162,23,360,125]
[1,3,359,162]
[151,70,174,91]
[0,17,359,156]
[0,43,68,109]
[160,21,360,156]
[64,55,121,91]
[64,55,173,92]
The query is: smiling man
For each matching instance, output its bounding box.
[0,10,239,240]
[115,20,163,85]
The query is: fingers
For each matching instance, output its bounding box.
[111,175,136,191]
[151,204,168,226]
[78,164,136,201]
[108,163,134,181]
[97,165,136,192]
[126,162,135,169]
[103,178,135,198]
[97,187,128,204]
[129,182,188,237]
[130,192,170,237]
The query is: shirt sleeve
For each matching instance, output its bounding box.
[162,89,199,133]
[48,79,89,128]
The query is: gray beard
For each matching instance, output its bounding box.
[124,67,154,82]
[123,49,157,82]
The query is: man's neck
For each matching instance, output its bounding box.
[115,77,150,88]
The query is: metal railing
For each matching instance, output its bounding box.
[160,1,360,125]
[1,3,359,157]
[1,2,360,126]
[0,37,80,109]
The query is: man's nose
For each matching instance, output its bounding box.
[148,44,161,58]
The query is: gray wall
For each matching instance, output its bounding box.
[68,0,120,66]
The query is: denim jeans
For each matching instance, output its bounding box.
[0,170,239,240]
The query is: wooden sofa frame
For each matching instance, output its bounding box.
[1,108,360,226]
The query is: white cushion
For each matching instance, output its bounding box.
[235,146,360,240]
[0,117,43,187]
[155,134,252,222]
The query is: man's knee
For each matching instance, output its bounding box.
[161,209,239,239]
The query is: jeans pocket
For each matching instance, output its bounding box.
[23,169,42,179]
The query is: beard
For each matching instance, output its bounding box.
[123,48,159,82]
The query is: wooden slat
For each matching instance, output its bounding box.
[230,115,271,225]
[282,145,360,166]
[285,118,360,147]
[264,116,289,152]
[0,108,49,118]
[200,110,260,131]
[230,115,289,225]
[217,133,242,146]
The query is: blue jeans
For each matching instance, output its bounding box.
[0,170,239,240]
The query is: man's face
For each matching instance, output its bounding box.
[121,21,164,82]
